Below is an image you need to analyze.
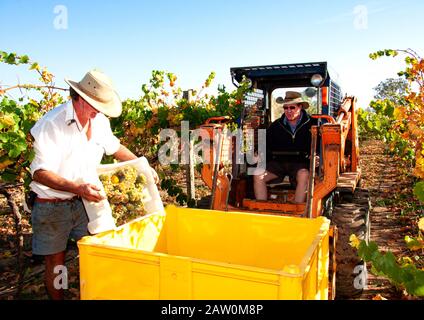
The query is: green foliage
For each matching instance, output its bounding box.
[357,87,407,146]
[108,70,252,206]
[160,177,187,206]
[369,49,399,60]
[364,49,424,168]
[404,235,424,251]
[413,181,424,202]
[0,97,43,184]
[358,48,424,297]
[356,104,395,143]
[356,239,424,296]
[373,78,409,103]
[0,51,65,186]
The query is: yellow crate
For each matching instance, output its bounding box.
[78,205,330,300]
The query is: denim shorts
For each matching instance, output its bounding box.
[266,160,309,184]
[31,199,88,255]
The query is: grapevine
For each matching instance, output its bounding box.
[352,49,424,297]
[369,49,424,183]
[0,51,65,186]
[351,234,424,297]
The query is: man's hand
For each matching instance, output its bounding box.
[77,183,105,202]
[32,170,105,202]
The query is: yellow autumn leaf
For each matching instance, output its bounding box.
[30,62,40,71]
[129,125,144,136]
[393,107,405,121]
[408,123,422,137]
[405,235,424,251]
[413,167,424,179]
[41,68,53,83]
[29,99,40,107]
[0,114,15,126]
[349,234,360,249]
[372,294,388,300]
[418,218,424,232]
[0,159,14,170]
[400,256,413,265]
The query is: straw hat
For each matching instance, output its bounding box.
[276,91,309,109]
[65,70,122,117]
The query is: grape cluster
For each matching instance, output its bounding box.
[99,166,147,225]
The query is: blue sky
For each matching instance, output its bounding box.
[1,0,424,108]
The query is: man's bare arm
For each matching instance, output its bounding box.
[113,144,137,162]
[33,169,104,202]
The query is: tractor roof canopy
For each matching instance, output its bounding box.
[231,61,332,90]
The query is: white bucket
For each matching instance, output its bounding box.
[82,157,164,234]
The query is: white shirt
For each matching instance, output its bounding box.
[29,101,121,199]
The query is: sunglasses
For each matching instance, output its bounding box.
[283,106,297,110]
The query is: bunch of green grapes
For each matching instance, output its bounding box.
[99,166,148,225]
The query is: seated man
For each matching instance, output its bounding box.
[253,91,317,203]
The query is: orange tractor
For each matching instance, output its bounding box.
[198,62,370,299]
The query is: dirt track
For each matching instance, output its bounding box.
[357,139,422,300]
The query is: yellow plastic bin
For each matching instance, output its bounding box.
[78,205,330,300]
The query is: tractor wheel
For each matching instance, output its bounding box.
[331,189,370,299]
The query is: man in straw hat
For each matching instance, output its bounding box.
[29,69,159,299]
[253,91,317,203]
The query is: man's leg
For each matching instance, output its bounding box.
[253,170,278,200]
[44,251,66,300]
[32,201,73,300]
[294,168,309,203]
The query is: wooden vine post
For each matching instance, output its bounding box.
[0,183,25,299]
[184,130,196,204]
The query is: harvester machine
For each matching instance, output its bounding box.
[198,62,370,299]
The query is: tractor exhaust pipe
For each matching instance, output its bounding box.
[305,126,318,218]
[210,128,223,209]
